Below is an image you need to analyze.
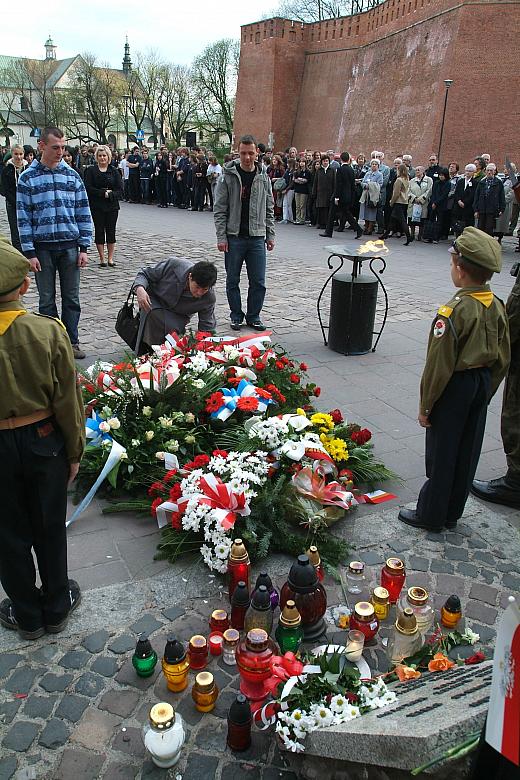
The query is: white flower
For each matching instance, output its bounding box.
[107,417,121,430]
[166,439,179,453]
[102,406,112,418]
[330,694,348,715]
[120,451,128,461]
[127,464,134,474]
[155,451,165,460]
[191,378,206,389]
[159,416,173,429]
[131,439,140,447]
[280,440,305,461]
[285,414,312,432]
[145,430,154,441]
[185,412,195,423]
[142,406,152,417]
[214,541,232,560]
[462,628,480,645]
[311,704,333,728]
[101,438,112,449]
[285,738,305,753]
[186,353,209,373]
[184,434,196,444]
[98,421,111,433]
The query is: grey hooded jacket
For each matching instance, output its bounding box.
[213,160,275,243]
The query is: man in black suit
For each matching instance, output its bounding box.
[451,163,477,236]
[320,152,363,238]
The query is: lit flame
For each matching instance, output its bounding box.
[357,239,389,256]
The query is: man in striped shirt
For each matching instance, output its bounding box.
[16,126,92,359]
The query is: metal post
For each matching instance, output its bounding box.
[437,79,453,164]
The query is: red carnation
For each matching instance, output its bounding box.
[212,449,229,458]
[193,454,210,468]
[250,346,261,359]
[289,374,300,384]
[277,392,286,404]
[227,367,237,377]
[275,360,285,371]
[227,377,242,386]
[299,362,308,371]
[163,469,178,483]
[281,356,290,365]
[237,396,259,412]
[255,361,266,372]
[169,483,182,501]
[171,510,183,530]
[195,331,212,340]
[313,386,321,397]
[351,428,372,445]
[205,391,225,413]
[330,409,344,424]
[465,651,486,665]
[150,497,163,517]
[148,481,164,498]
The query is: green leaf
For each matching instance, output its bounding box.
[106,461,121,489]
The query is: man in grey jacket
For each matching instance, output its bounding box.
[213,134,275,331]
[132,258,217,354]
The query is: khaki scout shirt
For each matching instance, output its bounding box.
[420,285,510,416]
[0,301,85,461]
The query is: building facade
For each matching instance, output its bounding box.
[233,0,520,164]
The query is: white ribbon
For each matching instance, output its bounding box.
[66,440,126,527]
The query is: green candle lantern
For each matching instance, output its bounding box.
[132,633,158,678]
[275,600,304,653]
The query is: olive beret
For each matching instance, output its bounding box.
[0,235,31,296]
[451,226,502,273]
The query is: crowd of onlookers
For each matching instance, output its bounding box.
[1,141,519,253]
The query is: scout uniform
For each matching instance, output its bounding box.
[0,236,85,639]
[403,227,510,531]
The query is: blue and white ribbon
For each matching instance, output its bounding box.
[211,379,273,422]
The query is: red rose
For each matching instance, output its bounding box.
[465,651,486,665]
[339,468,354,480]
[205,391,225,413]
[281,356,290,366]
[212,449,229,458]
[150,497,163,517]
[237,396,259,412]
[289,374,300,384]
[250,346,261,359]
[352,428,372,445]
[255,361,266,372]
[227,367,237,377]
[275,360,285,370]
[299,362,308,371]
[195,331,212,340]
[330,408,344,424]
[313,386,321,397]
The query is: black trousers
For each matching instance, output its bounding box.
[0,418,70,631]
[193,182,206,211]
[417,368,490,529]
[325,201,362,235]
[128,174,140,202]
[6,200,22,252]
[389,203,410,239]
[156,177,168,206]
[91,208,118,244]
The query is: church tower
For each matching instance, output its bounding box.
[44,35,56,60]
[122,37,132,74]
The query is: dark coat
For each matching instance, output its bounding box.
[312,166,335,208]
[473,176,506,216]
[452,176,477,222]
[84,165,123,212]
[334,164,357,206]
[429,178,451,212]
[0,160,27,206]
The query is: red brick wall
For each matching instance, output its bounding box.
[234,0,520,165]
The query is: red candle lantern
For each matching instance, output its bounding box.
[209,609,229,634]
[209,632,224,656]
[188,635,208,670]
[231,581,250,630]
[280,554,327,640]
[349,601,379,642]
[380,558,406,604]
[236,628,276,702]
[228,539,250,600]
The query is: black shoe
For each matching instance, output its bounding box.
[230,320,242,331]
[319,233,333,238]
[398,508,442,532]
[247,320,266,331]
[0,599,45,640]
[336,227,344,232]
[45,579,82,634]
[72,344,86,360]
[356,229,363,239]
[445,520,457,530]
[404,235,414,246]
[470,477,520,509]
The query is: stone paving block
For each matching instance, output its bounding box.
[23,695,57,720]
[435,574,466,595]
[211,688,238,721]
[54,748,106,780]
[467,537,487,549]
[161,605,185,622]
[426,531,446,543]
[59,650,91,670]
[0,700,21,724]
[387,540,410,554]
[82,629,111,654]
[502,573,520,590]
[112,726,146,757]
[91,656,120,678]
[444,546,469,562]
[0,653,22,679]
[430,559,455,574]
[491,548,507,560]
[38,718,70,749]
[28,644,59,664]
[457,563,479,578]
[408,556,429,572]
[176,693,205,726]
[360,550,384,566]
[129,613,164,636]
[472,551,497,566]
[480,569,496,585]
[445,533,464,546]
[212,667,235,692]
[56,694,89,723]
[182,753,219,780]
[262,769,299,780]
[108,634,136,654]
[74,672,107,697]
[229,728,271,763]
[0,756,17,780]
[5,666,43,694]
[194,719,227,752]
[141,759,170,778]
[115,658,160,690]
[71,708,121,750]
[39,672,74,693]
[221,763,257,780]
[102,763,138,780]
[98,689,140,718]
[468,623,496,643]
[465,600,498,625]
[497,561,520,573]
[2,721,39,752]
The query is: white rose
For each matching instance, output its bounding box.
[107,417,121,430]
[142,406,152,417]
[185,412,195,423]
[145,430,154,441]
[155,451,165,460]
[166,440,179,452]
[120,451,128,461]
[131,439,140,447]
[98,421,111,432]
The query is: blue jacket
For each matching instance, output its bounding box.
[16,159,92,257]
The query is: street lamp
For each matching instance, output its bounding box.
[437,79,453,164]
[122,94,130,149]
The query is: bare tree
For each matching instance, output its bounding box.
[268,0,382,22]
[159,64,198,147]
[66,54,123,143]
[0,88,18,146]
[5,57,64,128]
[192,39,239,143]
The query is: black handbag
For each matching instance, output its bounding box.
[115,287,140,351]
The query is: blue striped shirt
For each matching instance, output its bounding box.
[16,160,92,256]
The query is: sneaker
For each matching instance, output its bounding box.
[247,320,266,331]
[45,579,82,634]
[72,344,86,359]
[0,598,45,640]
[230,320,242,331]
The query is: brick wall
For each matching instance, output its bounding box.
[233,0,520,166]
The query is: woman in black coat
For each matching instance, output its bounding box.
[84,145,123,267]
[0,145,27,252]
[451,163,477,236]
[426,168,450,243]
[312,156,335,229]
[154,152,169,208]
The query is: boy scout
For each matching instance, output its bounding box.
[399,226,510,532]
[0,236,85,640]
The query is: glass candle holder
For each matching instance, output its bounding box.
[231,581,250,630]
[306,545,325,582]
[345,629,365,662]
[381,558,406,604]
[346,561,365,594]
[275,600,304,654]
[441,595,462,629]
[191,671,219,713]
[371,587,390,621]
[132,634,158,678]
[188,635,208,670]
[227,693,252,751]
[280,554,327,641]
[209,609,229,634]
[209,632,224,656]
[244,585,273,635]
[252,572,279,610]
[222,628,240,666]
[142,702,185,768]
[236,628,276,702]
[349,602,379,642]
[386,608,423,665]
[162,637,190,692]
[228,539,250,600]
[398,587,434,636]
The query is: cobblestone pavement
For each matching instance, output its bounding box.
[0,204,519,779]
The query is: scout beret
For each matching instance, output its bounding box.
[452,226,502,273]
[0,235,31,296]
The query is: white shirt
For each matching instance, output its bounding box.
[119,159,130,180]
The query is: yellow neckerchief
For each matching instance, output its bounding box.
[459,286,494,308]
[0,309,26,334]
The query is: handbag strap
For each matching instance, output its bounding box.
[126,285,136,306]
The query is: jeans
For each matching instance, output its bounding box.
[140,178,151,202]
[35,247,81,344]
[225,236,266,323]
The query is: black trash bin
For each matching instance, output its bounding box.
[328,272,378,355]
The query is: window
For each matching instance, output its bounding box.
[20,96,28,111]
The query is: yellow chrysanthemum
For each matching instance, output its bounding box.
[310,412,334,433]
[322,437,349,462]
[296,408,306,416]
